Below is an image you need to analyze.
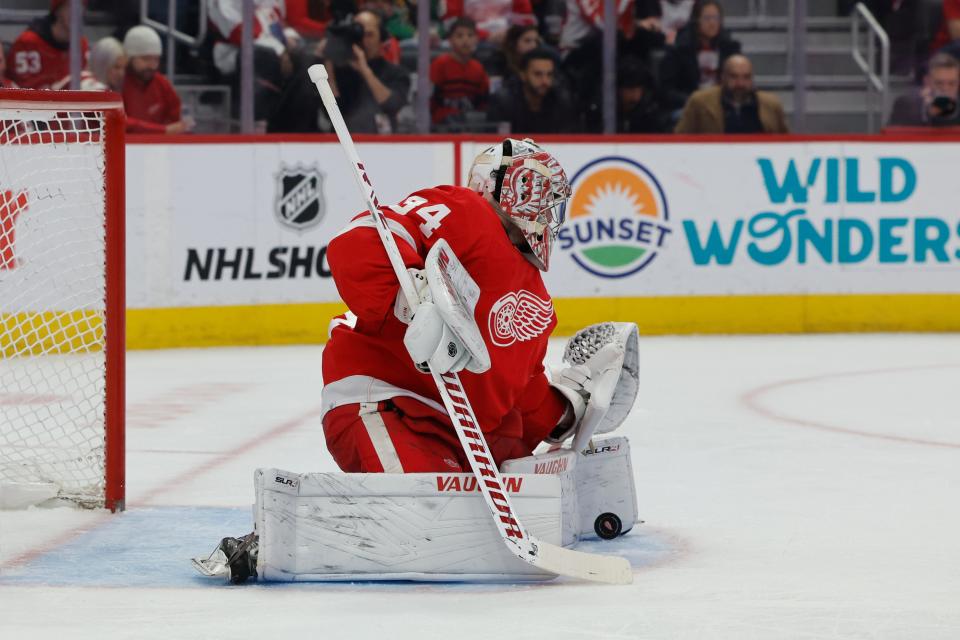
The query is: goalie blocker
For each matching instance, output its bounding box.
[241,436,637,582]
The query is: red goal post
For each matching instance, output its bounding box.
[0,89,125,511]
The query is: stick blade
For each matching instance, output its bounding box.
[530,537,634,585]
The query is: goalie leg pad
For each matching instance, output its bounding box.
[253,468,562,582]
[576,437,638,539]
[501,437,638,543]
[500,448,581,548]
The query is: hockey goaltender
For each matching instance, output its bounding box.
[194,138,641,584]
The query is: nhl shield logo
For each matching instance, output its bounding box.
[275,165,325,230]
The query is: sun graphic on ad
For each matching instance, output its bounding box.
[559,157,671,278]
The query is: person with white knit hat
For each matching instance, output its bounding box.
[121,25,192,134]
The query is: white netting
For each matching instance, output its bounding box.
[0,108,109,508]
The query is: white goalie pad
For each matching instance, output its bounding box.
[576,437,639,539]
[423,239,490,373]
[500,448,580,548]
[502,436,638,544]
[254,469,561,582]
[561,322,640,451]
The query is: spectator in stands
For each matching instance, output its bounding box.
[675,54,788,133]
[208,0,292,78]
[634,0,664,35]
[617,56,667,132]
[624,1,668,62]
[81,37,126,91]
[659,0,741,114]
[209,0,335,122]
[332,0,403,65]
[562,2,664,131]
[286,0,333,38]
[323,9,410,133]
[209,0,332,67]
[442,0,536,45]
[501,24,541,80]
[487,48,575,133]
[122,26,192,134]
[658,0,695,44]
[430,18,489,126]
[559,0,636,54]
[930,0,960,56]
[533,0,566,47]
[7,0,89,89]
[889,52,960,126]
[0,46,11,88]
[361,0,417,42]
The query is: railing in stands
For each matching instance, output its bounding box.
[851,2,890,133]
[788,0,807,132]
[746,0,771,25]
[140,0,208,81]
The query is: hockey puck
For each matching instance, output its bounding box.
[594,513,623,540]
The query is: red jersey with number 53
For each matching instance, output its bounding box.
[321,185,567,440]
[8,25,89,90]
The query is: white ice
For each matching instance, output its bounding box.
[1,335,959,639]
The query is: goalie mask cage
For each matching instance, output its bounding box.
[0,89,125,511]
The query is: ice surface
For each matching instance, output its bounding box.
[1,335,958,639]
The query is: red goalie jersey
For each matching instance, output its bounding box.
[322,185,568,470]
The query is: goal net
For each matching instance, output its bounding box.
[0,89,125,510]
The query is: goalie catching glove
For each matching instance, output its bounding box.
[397,240,491,376]
[549,322,640,450]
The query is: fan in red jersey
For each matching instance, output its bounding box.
[7,0,89,90]
[320,138,588,474]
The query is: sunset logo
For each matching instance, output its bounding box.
[557,157,672,278]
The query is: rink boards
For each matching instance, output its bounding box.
[119,135,960,348]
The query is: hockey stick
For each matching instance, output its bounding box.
[308,65,631,585]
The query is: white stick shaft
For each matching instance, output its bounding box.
[308,62,534,555]
[307,64,631,584]
[308,64,420,311]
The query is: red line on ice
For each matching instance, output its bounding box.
[0,513,113,571]
[0,405,324,570]
[130,404,326,506]
[740,363,960,449]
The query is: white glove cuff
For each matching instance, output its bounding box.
[393,269,430,324]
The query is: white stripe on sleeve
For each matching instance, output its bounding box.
[332,215,417,251]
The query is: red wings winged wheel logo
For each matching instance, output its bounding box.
[488,290,554,347]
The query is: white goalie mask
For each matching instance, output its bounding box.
[467,138,572,271]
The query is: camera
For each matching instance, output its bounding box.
[931,95,958,117]
[325,20,364,65]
